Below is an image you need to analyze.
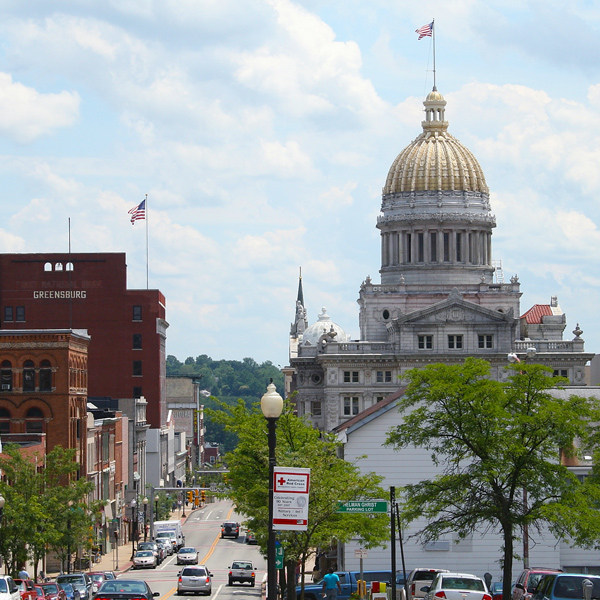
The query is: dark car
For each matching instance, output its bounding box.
[531,574,600,600]
[220,522,240,539]
[93,580,159,600]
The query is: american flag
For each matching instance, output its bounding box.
[416,22,433,40]
[128,199,146,224]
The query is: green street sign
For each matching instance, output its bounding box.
[337,500,388,514]
[275,545,284,569]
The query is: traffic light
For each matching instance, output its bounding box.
[194,489,200,507]
[186,491,193,504]
[223,473,228,484]
[201,490,206,502]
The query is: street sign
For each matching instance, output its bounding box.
[275,545,284,569]
[337,500,388,513]
[273,466,311,531]
[355,549,368,559]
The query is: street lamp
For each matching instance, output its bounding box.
[130,499,137,559]
[67,501,73,574]
[260,380,283,600]
[154,494,159,523]
[0,495,5,570]
[143,497,148,541]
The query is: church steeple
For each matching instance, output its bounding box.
[297,266,304,308]
[290,268,308,339]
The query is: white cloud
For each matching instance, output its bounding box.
[0,73,79,143]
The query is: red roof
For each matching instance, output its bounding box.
[521,304,553,324]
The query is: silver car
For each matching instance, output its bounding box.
[177,547,199,565]
[132,550,157,570]
[177,566,212,596]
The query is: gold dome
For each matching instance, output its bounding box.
[383,89,489,195]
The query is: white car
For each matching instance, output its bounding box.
[0,576,20,600]
[132,550,157,569]
[423,573,491,600]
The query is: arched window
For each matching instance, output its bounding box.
[66,262,74,271]
[0,407,10,434]
[44,262,52,272]
[39,360,52,392]
[1,360,12,391]
[23,360,35,392]
[55,263,63,271]
[26,407,44,433]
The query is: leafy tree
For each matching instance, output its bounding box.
[0,444,94,577]
[385,358,600,600]
[209,398,389,600]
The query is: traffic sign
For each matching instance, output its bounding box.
[337,500,388,513]
[355,549,368,559]
[275,546,284,569]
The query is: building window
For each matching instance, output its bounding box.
[133,305,142,321]
[430,232,437,262]
[376,396,385,403]
[26,407,44,433]
[448,335,463,349]
[376,371,392,383]
[133,334,142,349]
[406,233,412,263]
[39,360,52,391]
[443,232,450,262]
[343,396,359,416]
[417,233,424,262]
[553,369,568,378]
[1,360,12,391]
[133,361,142,376]
[0,407,9,434]
[478,335,493,349]
[23,360,36,392]
[456,233,463,262]
[3,307,13,322]
[133,386,142,398]
[418,335,433,349]
[343,371,359,383]
[16,306,25,322]
[311,401,322,416]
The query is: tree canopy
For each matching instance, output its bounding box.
[167,354,284,453]
[209,398,389,600]
[385,358,600,600]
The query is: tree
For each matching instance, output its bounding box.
[385,358,600,600]
[209,398,389,600]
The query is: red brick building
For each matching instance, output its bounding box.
[0,329,89,476]
[0,253,168,427]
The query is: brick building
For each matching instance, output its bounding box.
[0,253,168,427]
[0,328,90,476]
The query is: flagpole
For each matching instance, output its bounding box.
[145,193,149,289]
[432,18,436,90]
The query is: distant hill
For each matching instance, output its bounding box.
[166,354,285,453]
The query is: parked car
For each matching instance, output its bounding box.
[87,573,107,595]
[490,581,504,600]
[423,573,491,600]
[177,566,212,596]
[14,580,36,600]
[220,522,240,539]
[99,574,116,582]
[132,550,157,570]
[38,584,66,600]
[531,573,600,600]
[177,547,199,565]
[55,574,92,600]
[93,580,159,600]
[137,542,163,565]
[404,568,451,600]
[245,531,257,544]
[32,587,48,600]
[0,576,21,600]
[156,539,172,557]
[515,568,563,600]
[56,583,79,600]
[228,561,255,586]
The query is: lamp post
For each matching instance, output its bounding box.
[260,380,283,600]
[130,499,137,559]
[0,494,5,569]
[154,494,159,523]
[66,500,73,574]
[143,497,148,541]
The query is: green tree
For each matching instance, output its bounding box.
[385,358,600,600]
[0,444,94,576]
[209,398,389,600]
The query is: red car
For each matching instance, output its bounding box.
[14,580,37,600]
[33,586,50,600]
[39,583,67,600]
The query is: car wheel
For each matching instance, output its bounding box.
[228,579,233,586]
[251,582,255,587]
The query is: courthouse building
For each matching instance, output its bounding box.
[0,252,168,427]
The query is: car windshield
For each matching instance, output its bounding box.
[56,577,81,585]
[232,562,253,570]
[42,584,59,593]
[100,582,147,594]
[179,548,195,553]
[441,578,485,592]
[136,551,153,557]
[90,575,104,582]
[554,577,600,599]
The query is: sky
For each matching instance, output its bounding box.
[1,0,600,368]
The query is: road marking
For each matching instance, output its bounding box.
[160,587,176,600]
[199,505,235,565]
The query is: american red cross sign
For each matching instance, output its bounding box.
[273,466,310,531]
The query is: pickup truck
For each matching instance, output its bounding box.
[296,570,392,600]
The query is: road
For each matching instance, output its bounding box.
[123,499,266,599]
